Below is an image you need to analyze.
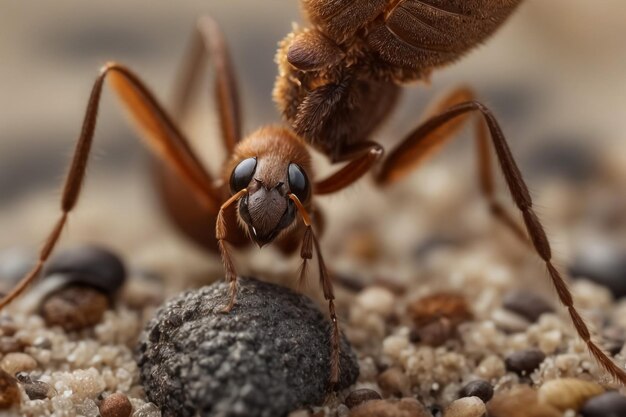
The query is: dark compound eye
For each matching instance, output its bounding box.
[288,163,310,201]
[230,157,257,193]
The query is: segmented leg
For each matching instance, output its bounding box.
[378,86,527,242]
[0,62,219,311]
[216,188,248,313]
[290,194,341,386]
[171,15,241,151]
[376,98,626,383]
[315,142,384,195]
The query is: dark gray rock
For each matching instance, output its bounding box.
[137,277,359,417]
[570,242,626,299]
[502,290,554,323]
[45,245,127,296]
[581,391,626,417]
[505,348,546,376]
[459,379,494,403]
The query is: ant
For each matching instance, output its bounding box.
[273,0,626,384]
[0,16,352,386]
[1,1,625,389]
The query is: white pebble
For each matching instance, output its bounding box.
[356,287,395,317]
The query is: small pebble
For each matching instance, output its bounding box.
[488,386,561,417]
[408,293,472,346]
[17,374,53,400]
[356,287,396,317]
[570,242,626,298]
[408,293,472,328]
[444,396,486,417]
[505,348,546,375]
[502,290,554,322]
[345,389,382,409]
[99,392,133,417]
[0,369,20,409]
[378,367,411,397]
[45,245,127,296]
[349,398,430,417]
[538,378,604,412]
[0,317,17,336]
[138,278,358,417]
[492,308,531,333]
[40,285,110,331]
[0,352,37,375]
[0,336,25,354]
[459,379,493,403]
[581,391,626,417]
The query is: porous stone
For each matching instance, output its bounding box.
[137,277,359,417]
[580,391,626,417]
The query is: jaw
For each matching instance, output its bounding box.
[238,192,297,248]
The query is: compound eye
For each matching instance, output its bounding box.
[230,157,257,193]
[288,163,310,201]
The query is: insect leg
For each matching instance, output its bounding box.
[289,194,341,386]
[216,188,248,313]
[0,62,220,311]
[171,15,241,151]
[376,99,626,384]
[377,87,527,242]
[314,142,383,195]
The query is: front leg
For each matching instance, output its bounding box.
[216,188,248,313]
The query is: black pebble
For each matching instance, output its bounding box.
[524,139,597,183]
[502,290,554,323]
[137,277,359,417]
[581,391,626,417]
[570,245,626,299]
[344,389,382,409]
[459,379,494,403]
[505,349,546,375]
[45,245,126,296]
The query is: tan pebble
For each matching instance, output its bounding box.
[99,392,133,417]
[538,378,604,411]
[476,355,506,380]
[488,386,561,417]
[444,397,486,417]
[0,369,20,409]
[349,398,430,417]
[377,367,411,397]
[357,287,395,317]
[41,285,110,331]
[492,308,530,333]
[0,352,37,375]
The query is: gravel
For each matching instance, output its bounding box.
[137,277,359,417]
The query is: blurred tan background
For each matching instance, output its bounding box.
[1,0,626,286]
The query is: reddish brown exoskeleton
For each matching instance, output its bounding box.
[273,0,626,383]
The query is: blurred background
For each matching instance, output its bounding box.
[1,0,626,291]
